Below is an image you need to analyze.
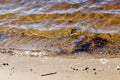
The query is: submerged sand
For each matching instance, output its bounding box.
[0,53,120,80]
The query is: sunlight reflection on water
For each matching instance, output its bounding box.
[0,0,120,33]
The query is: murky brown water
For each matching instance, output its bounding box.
[0,0,120,55]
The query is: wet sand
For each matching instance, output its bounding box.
[0,53,120,80]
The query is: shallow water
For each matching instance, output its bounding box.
[0,0,119,32]
[0,0,120,55]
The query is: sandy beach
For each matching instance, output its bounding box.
[0,0,120,80]
[0,54,120,80]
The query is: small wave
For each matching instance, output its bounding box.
[0,0,120,55]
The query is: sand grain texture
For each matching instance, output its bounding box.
[0,54,120,80]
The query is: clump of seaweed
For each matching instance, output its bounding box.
[73,37,108,53]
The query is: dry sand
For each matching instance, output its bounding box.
[0,54,120,80]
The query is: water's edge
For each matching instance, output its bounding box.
[0,27,120,56]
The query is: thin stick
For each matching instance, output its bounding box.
[41,72,57,76]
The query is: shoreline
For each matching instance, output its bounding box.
[0,48,120,59]
[0,27,120,55]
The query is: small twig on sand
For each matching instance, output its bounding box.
[41,72,57,76]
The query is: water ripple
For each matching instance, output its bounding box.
[0,0,120,33]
